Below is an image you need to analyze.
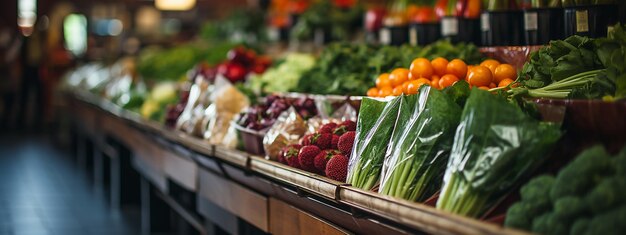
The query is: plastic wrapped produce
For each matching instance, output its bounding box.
[346,96,401,190]
[436,89,562,218]
[379,86,462,202]
[203,77,250,146]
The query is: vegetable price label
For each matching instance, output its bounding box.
[409,27,418,46]
[524,12,538,31]
[442,17,458,36]
[481,13,490,32]
[575,10,589,33]
[380,28,391,45]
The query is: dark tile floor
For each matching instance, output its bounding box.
[0,134,140,235]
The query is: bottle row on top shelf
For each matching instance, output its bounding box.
[374,4,619,47]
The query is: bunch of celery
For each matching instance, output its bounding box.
[379,87,462,201]
[347,97,401,190]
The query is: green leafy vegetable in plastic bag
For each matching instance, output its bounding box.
[437,89,562,217]
[379,86,462,201]
[347,97,401,190]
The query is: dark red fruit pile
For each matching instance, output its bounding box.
[236,95,318,131]
[278,120,357,182]
[195,46,271,84]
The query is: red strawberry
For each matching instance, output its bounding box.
[333,120,357,135]
[279,144,301,164]
[319,123,338,134]
[298,145,321,172]
[284,144,303,168]
[314,133,333,149]
[314,149,341,174]
[340,120,357,131]
[338,131,355,155]
[300,134,313,146]
[331,135,340,149]
[325,154,349,182]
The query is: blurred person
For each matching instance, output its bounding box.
[0,22,22,131]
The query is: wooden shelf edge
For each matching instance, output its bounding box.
[338,186,529,235]
[249,156,345,200]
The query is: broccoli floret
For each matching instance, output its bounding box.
[585,205,626,235]
[532,212,569,235]
[584,177,626,214]
[570,218,590,235]
[520,175,555,215]
[550,146,612,201]
[554,196,588,222]
[505,202,532,230]
[613,147,626,176]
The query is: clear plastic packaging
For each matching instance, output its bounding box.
[378,87,462,202]
[346,96,401,190]
[262,107,308,160]
[202,76,250,146]
[176,76,212,136]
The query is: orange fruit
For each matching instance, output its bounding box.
[431,57,448,76]
[478,86,490,90]
[480,59,501,74]
[466,65,473,82]
[410,58,434,80]
[439,74,459,88]
[375,73,391,88]
[446,59,468,80]
[405,80,422,95]
[415,78,431,87]
[378,86,393,97]
[402,81,411,94]
[498,78,514,87]
[389,68,410,87]
[489,83,496,88]
[431,75,441,89]
[494,64,516,83]
[467,66,493,87]
[367,87,379,97]
[392,86,404,96]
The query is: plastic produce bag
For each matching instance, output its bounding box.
[263,107,308,160]
[347,96,401,190]
[176,77,212,136]
[203,77,250,145]
[436,89,562,218]
[379,87,462,202]
[306,102,358,134]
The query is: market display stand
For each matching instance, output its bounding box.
[63,90,529,235]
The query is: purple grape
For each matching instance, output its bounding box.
[265,95,279,106]
[260,118,275,127]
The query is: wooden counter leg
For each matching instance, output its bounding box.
[141,176,171,235]
[110,141,140,209]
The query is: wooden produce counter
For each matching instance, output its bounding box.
[64,90,529,235]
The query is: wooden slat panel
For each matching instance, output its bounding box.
[269,198,350,235]
[132,156,167,192]
[163,150,198,192]
[198,168,269,232]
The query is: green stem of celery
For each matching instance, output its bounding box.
[394,158,412,196]
[401,161,420,198]
[387,159,406,196]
